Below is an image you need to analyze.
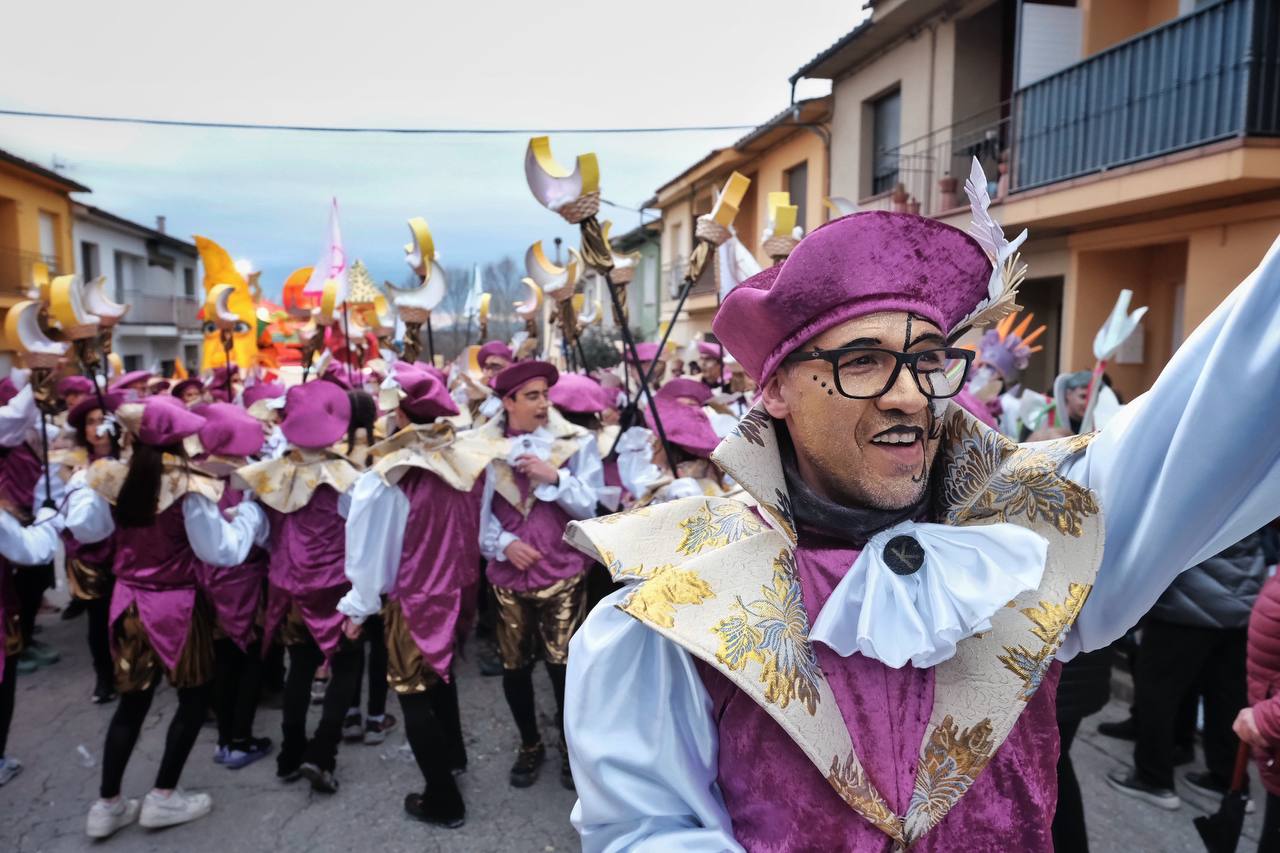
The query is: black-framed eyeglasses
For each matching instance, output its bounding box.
[786,346,975,400]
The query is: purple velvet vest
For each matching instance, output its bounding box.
[697,541,1062,852]
[109,501,203,673]
[486,471,591,592]
[389,469,484,681]
[262,485,348,659]
[0,443,40,675]
[194,487,266,652]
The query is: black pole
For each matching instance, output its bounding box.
[223,335,233,400]
[642,273,696,390]
[37,409,53,509]
[575,336,592,374]
[425,315,436,365]
[341,302,356,385]
[602,276,677,469]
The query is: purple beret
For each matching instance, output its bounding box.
[198,402,265,457]
[713,211,991,382]
[57,375,95,398]
[656,378,713,407]
[492,360,558,398]
[477,340,514,366]
[549,373,607,414]
[697,341,725,360]
[170,378,204,400]
[320,361,357,391]
[393,362,459,421]
[109,369,153,393]
[67,391,124,430]
[138,396,206,447]
[646,399,719,459]
[281,380,351,449]
[624,342,661,365]
[242,382,286,408]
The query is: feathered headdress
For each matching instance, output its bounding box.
[976,311,1046,384]
[954,158,1029,334]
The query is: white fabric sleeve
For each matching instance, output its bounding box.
[182,494,266,567]
[0,385,36,448]
[1059,236,1280,659]
[30,463,67,516]
[65,482,115,544]
[0,509,61,565]
[337,473,409,623]
[533,436,603,520]
[567,590,741,852]
[478,466,517,561]
[616,427,665,500]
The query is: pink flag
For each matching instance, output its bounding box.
[303,197,347,302]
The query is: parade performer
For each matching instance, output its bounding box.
[233,381,362,794]
[615,396,728,508]
[67,397,266,838]
[59,391,123,703]
[697,341,727,393]
[478,360,603,791]
[453,340,513,424]
[563,200,1280,850]
[623,342,665,398]
[171,377,204,407]
[967,311,1049,438]
[192,403,273,770]
[339,361,492,827]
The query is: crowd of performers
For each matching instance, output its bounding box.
[0,320,778,838]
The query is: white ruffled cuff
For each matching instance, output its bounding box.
[810,520,1048,669]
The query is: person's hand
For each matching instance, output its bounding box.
[504,539,542,571]
[1234,707,1267,748]
[342,617,363,641]
[516,454,559,486]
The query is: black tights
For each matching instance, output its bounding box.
[428,674,466,771]
[399,687,461,794]
[280,638,361,773]
[1052,717,1088,853]
[14,564,52,645]
[99,681,211,799]
[348,614,388,718]
[0,656,15,758]
[85,597,114,691]
[213,637,263,747]
[502,661,567,748]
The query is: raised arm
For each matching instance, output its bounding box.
[183,493,267,567]
[534,436,604,520]
[1061,235,1280,658]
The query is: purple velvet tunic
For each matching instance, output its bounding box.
[262,485,348,660]
[389,469,484,681]
[0,443,41,679]
[486,469,592,592]
[696,539,1062,852]
[109,501,204,674]
[194,487,266,652]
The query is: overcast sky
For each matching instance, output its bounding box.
[0,1,864,296]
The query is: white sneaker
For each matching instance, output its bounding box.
[0,756,22,785]
[138,789,212,829]
[86,797,140,839]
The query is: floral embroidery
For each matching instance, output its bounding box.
[712,549,822,714]
[733,407,771,447]
[676,502,765,555]
[827,752,905,845]
[904,716,996,842]
[998,582,1093,700]
[942,417,1098,537]
[760,488,796,542]
[619,565,714,629]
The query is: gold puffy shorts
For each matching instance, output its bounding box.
[383,600,441,695]
[113,601,214,693]
[67,558,112,602]
[492,572,587,670]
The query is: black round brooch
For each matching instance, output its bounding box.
[884,535,925,576]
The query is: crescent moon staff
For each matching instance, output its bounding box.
[386,217,447,364]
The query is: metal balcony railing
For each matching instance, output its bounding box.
[1013,0,1280,190]
[118,291,203,330]
[0,246,60,295]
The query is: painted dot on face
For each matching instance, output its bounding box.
[828,389,834,396]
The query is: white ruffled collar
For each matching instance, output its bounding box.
[809,520,1049,668]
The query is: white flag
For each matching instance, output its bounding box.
[304,197,348,303]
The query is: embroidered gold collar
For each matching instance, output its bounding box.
[479,410,590,517]
[366,421,501,492]
[232,449,360,514]
[566,403,1102,848]
[87,455,225,513]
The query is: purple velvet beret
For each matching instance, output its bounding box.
[198,402,265,457]
[139,396,206,447]
[320,361,357,390]
[170,378,204,400]
[624,342,661,365]
[492,360,558,398]
[697,341,725,360]
[393,362,459,421]
[713,211,992,381]
[646,398,719,459]
[656,378,713,407]
[109,369,153,393]
[549,373,607,414]
[281,380,351,449]
[57,375,95,398]
[477,340,514,366]
[242,382,285,408]
[67,391,124,431]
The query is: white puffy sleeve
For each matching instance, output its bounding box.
[0,384,35,449]
[338,472,409,623]
[1060,235,1280,658]
[566,590,741,852]
[478,465,517,562]
[0,509,61,565]
[65,481,115,544]
[182,494,267,567]
[534,436,603,520]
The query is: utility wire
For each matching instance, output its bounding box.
[0,107,762,135]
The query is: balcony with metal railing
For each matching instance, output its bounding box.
[116,291,203,332]
[0,246,60,297]
[865,0,1280,218]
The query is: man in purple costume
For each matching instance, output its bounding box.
[479,360,603,791]
[564,202,1280,851]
